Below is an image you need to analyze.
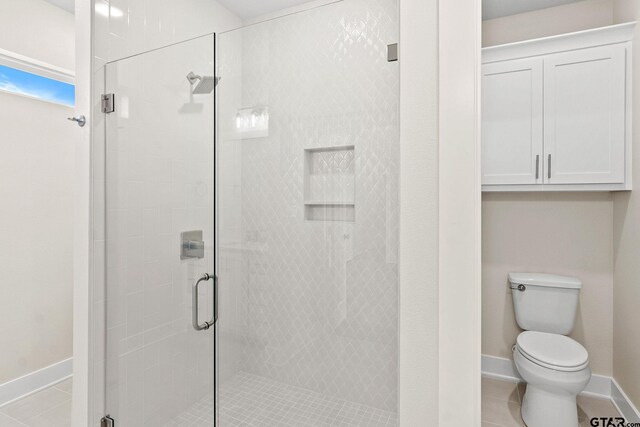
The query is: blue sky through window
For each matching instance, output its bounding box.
[0,65,75,107]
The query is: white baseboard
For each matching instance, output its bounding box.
[612,378,640,423]
[0,358,72,407]
[481,354,522,383]
[482,354,640,422]
[481,354,610,398]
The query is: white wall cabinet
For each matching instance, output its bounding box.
[482,58,543,185]
[482,23,634,192]
[544,45,626,185]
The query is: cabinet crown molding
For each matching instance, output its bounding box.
[483,22,636,64]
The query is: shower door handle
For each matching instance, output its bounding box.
[192,273,217,331]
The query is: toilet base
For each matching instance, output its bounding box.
[521,385,579,427]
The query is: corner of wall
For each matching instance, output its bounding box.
[611,0,640,414]
[399,0,439,423]
[439,0,482,425]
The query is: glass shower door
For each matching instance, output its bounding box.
[103,34,216,426]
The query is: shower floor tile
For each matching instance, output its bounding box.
[165,372,398,426]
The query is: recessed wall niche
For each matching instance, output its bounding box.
[304,146,355,222]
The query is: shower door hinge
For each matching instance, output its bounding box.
[101,415,115,427]
[101,93,115,114]
[387,43,398,62]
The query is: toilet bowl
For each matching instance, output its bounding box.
[514,331,591,427]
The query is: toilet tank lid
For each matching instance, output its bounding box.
[508,273,582,289]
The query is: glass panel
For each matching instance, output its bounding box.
[0,65,75,106]
[216,0,399,424]
[104,35,215,426]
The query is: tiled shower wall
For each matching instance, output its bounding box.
[92,1,241,425]
[102,36,216,426]
[217,0,399,411]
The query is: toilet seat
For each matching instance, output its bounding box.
[516,331,589,372]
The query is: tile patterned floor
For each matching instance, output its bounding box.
[482,377,622,427]
[1,375,622,426]
[167,372,398,426]
[0,378,72,427]
[1,372,395,426]
[164,394,214,426]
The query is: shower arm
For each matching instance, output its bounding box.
[186,72,202,85]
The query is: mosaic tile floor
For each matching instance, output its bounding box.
[166,372,398,426]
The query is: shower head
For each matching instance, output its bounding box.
[186,72,219,94]
[192,76,217,94]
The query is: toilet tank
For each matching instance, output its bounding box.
[509,273,582,335]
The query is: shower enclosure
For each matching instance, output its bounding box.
[101,0,398,425]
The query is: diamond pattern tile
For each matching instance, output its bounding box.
[310,149,355,175]
[217,0,399,420]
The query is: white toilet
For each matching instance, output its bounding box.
[509,273,591,427]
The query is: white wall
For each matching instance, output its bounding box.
[0,0,75,388]
[483,0,614,47]
[439,0,482,424]
[481,0,616,377]
[612,0,640,411]
[72,0,92,424]
[399,0,440,423]
[0,92,75,385]
[483,193,614,375]
[0,0,75,70]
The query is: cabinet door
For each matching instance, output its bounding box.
[482,58,544,186]
[544,44,627,184]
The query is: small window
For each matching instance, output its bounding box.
[0,64,75,107]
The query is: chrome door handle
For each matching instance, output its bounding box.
[548,154,552,180]
[535,155,540,180]
[192,273,217,331]
[67,115,86,127]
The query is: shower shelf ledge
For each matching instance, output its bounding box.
[304,201,355,206]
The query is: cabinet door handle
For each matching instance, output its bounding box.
[535,155,540,180]
[548,154,552,180]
